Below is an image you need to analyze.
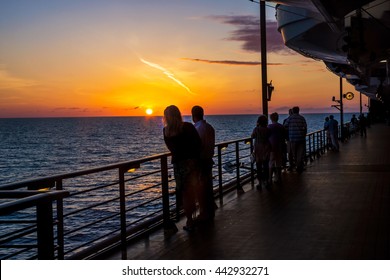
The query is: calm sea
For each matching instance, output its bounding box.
[0,113,356,185]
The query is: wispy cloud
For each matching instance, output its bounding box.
[53,107,83,111]
[0,67,37,89]
[181,57,286,66]
[53,107,103,113]
[139,58,194,95]
[182,58,259,66]
[206,15,291,54]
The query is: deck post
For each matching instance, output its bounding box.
[119,167,127,260]
[161,156,177,233]
[218,146,223,204]
[250,139,255,186]
[235,142,243,193]
[55,179,65,259]
[36,200,54,259]
[260,0,268,117]
[339,77,345,141]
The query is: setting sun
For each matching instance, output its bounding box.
[146,108,153,115]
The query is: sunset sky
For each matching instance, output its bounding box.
[0,0,367,118]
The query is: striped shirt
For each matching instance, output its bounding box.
[284,114,307,142]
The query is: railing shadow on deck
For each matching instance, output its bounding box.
[0,124,355,260]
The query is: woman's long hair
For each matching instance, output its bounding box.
[256,115,268,127]
[163,105,183,137]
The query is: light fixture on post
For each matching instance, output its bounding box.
[343,92,354,100]
[331,96,341,111]
[267,80,274,101]
[332,91,355,111]
[331,78,356,141]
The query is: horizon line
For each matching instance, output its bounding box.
[0,111,366,119]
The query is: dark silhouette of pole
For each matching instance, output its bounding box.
[260,1,268,117]
[339,77,344,141]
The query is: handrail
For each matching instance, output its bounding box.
[0,138,253,191]
[0,153,169,191]
[0,190,69,215]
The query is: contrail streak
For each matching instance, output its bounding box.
[140,58,194,94]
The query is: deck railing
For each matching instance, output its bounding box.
[0,137,254,260]
[0,124,352,260]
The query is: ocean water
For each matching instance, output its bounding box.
[0,113,356,186]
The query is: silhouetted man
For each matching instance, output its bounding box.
[283,106,307,173]
[192,105,215,221]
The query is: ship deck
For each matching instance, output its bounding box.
[105,123,390,260]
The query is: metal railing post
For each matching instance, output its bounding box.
[218,146,223,205]
[36,200,54,259]
[161,156,177,233]
[250,139,254,186]
[55,179,65,259]
[235,142,243,192]
[118,167,127,260]
[308,135,313,162]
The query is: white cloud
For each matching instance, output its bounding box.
[139,58,194,95]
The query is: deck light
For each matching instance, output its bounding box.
[126,163,140,173]
[27,179,55,191]
[343,92,354,100]
[219,144,228,150]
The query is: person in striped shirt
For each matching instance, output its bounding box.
[283,106,307,173]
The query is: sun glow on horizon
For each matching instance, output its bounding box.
[146,108,153,115]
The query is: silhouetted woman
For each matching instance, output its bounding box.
[252,115,271,189]
[163,105,201,231]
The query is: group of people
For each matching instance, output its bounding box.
[251,106,308,189]
[163,105,309,231]
[163,105,215,231]
[324,113,368,152]
[163,104,373,232]
[350,113,368,137]
[324,115,340,151]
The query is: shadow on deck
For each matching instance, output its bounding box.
[104,123,390,260]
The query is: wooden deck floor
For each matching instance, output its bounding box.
[105,123,390,260]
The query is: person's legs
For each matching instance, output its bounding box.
[274,151,283,183]
[269,153,275,183]
[205,161,215,219]
[176,160,198,230]
[290,141,298,170]
[256,161,263,188]
[182,187,196,231]
[198,160,215,221]
[295,141,306,173]
[262,159,270,186]
[286,141,294,170]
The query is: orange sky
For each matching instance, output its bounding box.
[0,1,367,118]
